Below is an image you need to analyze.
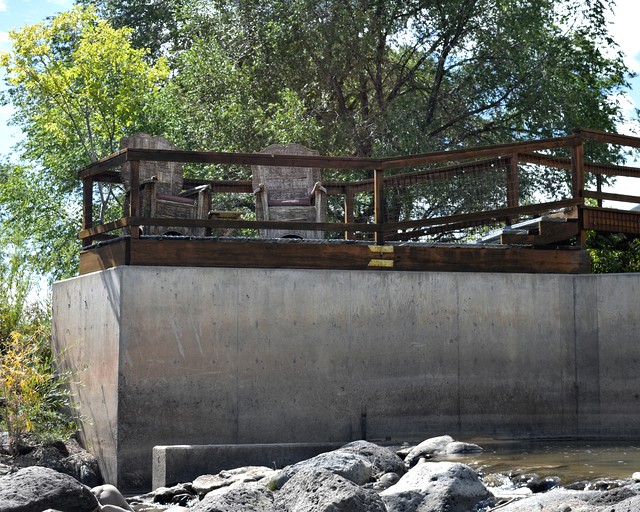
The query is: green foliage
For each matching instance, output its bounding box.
[162,0,631,159]
[0,6,169,279]
[0,161,80,281]
[78,0,188,58]
[1,5,169,172]
[588,232,640,273]
[0,258,77,455]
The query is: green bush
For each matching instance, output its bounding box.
[0,256,78,456]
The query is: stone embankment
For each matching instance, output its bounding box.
[3,435,640,511]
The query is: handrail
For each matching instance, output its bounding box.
[78,135,578,179]
[77,129,640,249]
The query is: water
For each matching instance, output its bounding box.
[437,439,640,485]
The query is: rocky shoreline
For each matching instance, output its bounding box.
[2,435,640,511]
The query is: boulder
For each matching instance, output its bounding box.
[381,461,491,512]
[274,467,387,512]
[403,436,483,467]
[191,483,275,512]
[272,450,373,489]
[91,484,133,510]
[494,488,600,511]
[339,440,406,476]
[0,466,99,512]
[192,466,278,495]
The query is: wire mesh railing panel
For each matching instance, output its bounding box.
[582,141,640,210]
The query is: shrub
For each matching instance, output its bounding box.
[0,255,77,455]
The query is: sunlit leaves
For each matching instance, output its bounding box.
[0,6,168,278]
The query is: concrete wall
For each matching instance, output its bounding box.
[52,267,640,492]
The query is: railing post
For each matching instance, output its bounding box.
[571,134,586,249]
[82,177,93,248]
[506,153,519,225]
[344,186,355,240]
[374,168,385,244]
[129,159,141,239]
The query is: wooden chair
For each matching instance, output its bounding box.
[251,143,327,239]
[120,134,210,236]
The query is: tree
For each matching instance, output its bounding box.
[588,231,640,273]
[0,6,169,279]
[163,0,630,159]
[77,0,188,58]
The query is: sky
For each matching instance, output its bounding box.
[1,0,640,207]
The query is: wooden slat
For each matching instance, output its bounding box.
[388,199,582,232]
[107,238,591,274]
[584,191,640,204]
[78,199,584,242]
[125,148,374,170]
[77,150,128,179]
[77,135,577,183]
[183,179,253,194]
[79,239,129,275]
[380,137,577,170]
[577,128,640,149]
[500,220,578,246]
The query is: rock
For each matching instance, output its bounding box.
[633,472,640,483]
[271,450,373,489]
[274,467,387,512]
[0,466,99,512]
[92,484,133,510]
[403,435,483,467]
[101,506,132,512]
[192,466,278,495]
[153,483,195,505]
[366,471,401,491]
[494,488,600,511]
[191,482,275,512]
[608,494,640,511]
[1,437,102,487]
[526,475,561,493]
[64,438,103,487]
[443,440,483,454]
[339,440,406,476]
[381,461,491,512]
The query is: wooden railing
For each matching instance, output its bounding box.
[77,129,640,248]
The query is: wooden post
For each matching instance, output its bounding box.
[344,186,355,240]
[82,178,93,248]
[506,153,519,225]
[204,186,213,237]
[571,138,586,249]
[129,160,141,239]
[374,169,385,244]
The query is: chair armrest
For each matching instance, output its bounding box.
[311,182,327,196]
[253,183,269,221]
[180,184,210,197]
[140,176,158,188]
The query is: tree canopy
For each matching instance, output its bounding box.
[153,0,630,158]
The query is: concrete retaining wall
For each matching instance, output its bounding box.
[52,267,640,492]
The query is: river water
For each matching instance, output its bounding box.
[437,439,640,484]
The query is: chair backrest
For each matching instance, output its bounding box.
[120,133,184,196]
[251,143,320,202]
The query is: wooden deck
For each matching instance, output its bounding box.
[79,236,591,275]
[77,128,640,276]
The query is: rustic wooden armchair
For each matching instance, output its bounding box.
[120,133,210,236]
[251,143,327,239]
